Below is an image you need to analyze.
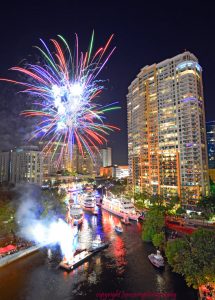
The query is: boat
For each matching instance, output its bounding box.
[91,234,109,251]
[95,192,102,206]
[121,215,131,225]
[115,225,123,233]
[83,195,95,209]
[138,212,145,221]
[59,242,109,271]
[70,204,84,225]
[148,250,164,268]
[102,195,139,221]
[93,206,99,215]
[59,250,92,271]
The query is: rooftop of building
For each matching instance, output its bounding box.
[127,51,199,90]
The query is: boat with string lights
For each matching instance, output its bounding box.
[102,195,139,221]
[69,204,84,225]
[59,235,109,271]
[83,195,96,209]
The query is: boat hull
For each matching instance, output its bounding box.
[148,254,164,268]
[115,229,123,233]
[89,243,109,253]
[59,243,109,271]
[102,205,139,221]
[59,252,94,271]
[83,206,95,211]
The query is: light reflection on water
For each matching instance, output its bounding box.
[0,208,197,300]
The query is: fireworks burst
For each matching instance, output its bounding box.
[1,32,120,162]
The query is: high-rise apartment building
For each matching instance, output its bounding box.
[39,141,73,176]
[75,146,103,175]
[0,152,10,183]
[101,147,112,167]
[206,121,215,182]
[40,141,102,177]
[0,146,43,185]
[10,146,43,185]
[127,51,209,205]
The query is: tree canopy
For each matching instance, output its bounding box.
[197,195,215,220]
[152,232,166,250]
[166,228,215,289]
[142,207,165,242]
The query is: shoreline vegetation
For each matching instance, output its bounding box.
[141,203,215,296]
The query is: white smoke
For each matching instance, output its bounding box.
[15,184,75,259]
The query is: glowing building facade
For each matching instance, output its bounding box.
[127,52,209,205]
[40,141,102,177]
[206,121,215,182]
[0,152,10,183]
[39,141,74,177]
[10,146,43,185]
[101,147,112,167]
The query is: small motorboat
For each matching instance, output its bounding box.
[148,250,164,268]
[91,235,109,251]
[138,211,145,221]
[115,225,123,233]
[93,206,99,215]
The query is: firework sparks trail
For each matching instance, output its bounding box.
[0,32,120,163]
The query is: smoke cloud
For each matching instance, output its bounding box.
[15,184,76,259]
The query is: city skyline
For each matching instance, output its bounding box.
[0,1,215,165]
[0,2,214,300]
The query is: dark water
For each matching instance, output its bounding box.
[0,209,197,300]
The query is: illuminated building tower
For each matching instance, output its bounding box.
[75,146,102,176]
[206,121,215,182]
[0,152,10,183]
[39,141,75,176]
[10,146,43,185]
[39,141,102,177]
[101,147,112,167]
[127,52,209,205]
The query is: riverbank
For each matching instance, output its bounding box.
[0,245,41,268]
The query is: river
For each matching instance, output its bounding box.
[0,208,197,300]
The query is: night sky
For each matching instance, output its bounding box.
[0,0,215,164]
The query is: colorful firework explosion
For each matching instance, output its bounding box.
[1,32,120,162]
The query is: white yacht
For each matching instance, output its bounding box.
[148,250,164,268]
[102,195,139,221]
[70,204,84,225]
[83,196,95,209]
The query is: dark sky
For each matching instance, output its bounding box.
[0,0,215,164]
